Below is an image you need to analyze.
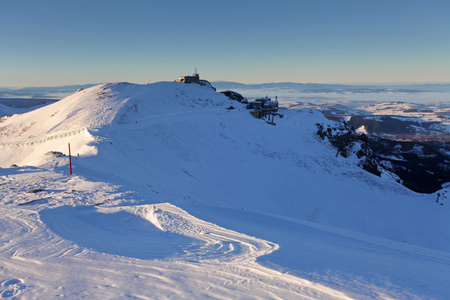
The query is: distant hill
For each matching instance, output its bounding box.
[213,81,450,93]
[0,84,98,99]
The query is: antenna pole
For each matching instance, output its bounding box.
[68,143,72,175]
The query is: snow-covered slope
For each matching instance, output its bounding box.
[1,82,449,299]
[0,103,41,119]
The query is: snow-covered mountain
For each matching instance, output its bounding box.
[0,82,449,299]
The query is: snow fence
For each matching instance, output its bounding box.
[0,128,88,147]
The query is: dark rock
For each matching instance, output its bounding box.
[26,188,44,194]
[220,90,248,103]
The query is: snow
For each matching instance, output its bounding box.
[1,82,449,299]
[356,125,368,135]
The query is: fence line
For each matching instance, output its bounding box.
[0,128,88,147]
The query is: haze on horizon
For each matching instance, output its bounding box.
[1,0,450,87]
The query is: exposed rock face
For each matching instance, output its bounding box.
[220,90,248,103]
[316,122,383,177]
[369,138,450,193]
[199,80,216,91]
[316,121,450,193]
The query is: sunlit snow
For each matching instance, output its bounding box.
[1,82,449,299]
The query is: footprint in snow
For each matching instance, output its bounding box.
[0,279,26,298]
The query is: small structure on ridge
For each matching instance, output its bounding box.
[175,69,216,90]
[175,68,200,84]
[246,96,282,125]
[175,73,200,84]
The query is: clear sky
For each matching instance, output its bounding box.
[1,0,450,87]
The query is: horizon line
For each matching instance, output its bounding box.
[3,80,450,89]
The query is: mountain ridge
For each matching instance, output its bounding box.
[1,81,446,246]
[1,81,449,299]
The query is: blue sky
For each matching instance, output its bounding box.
[1,0,450,87]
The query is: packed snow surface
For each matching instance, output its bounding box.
[1,82,449,299]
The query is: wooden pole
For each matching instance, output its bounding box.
[68,143,72,175]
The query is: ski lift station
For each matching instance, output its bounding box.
[246,96,279,118]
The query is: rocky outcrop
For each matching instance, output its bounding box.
[220,90,248,103]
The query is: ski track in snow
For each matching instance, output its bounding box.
[0,169,351,299]
[122,202,278,264]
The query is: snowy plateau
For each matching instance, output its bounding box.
[0,82,449,299]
